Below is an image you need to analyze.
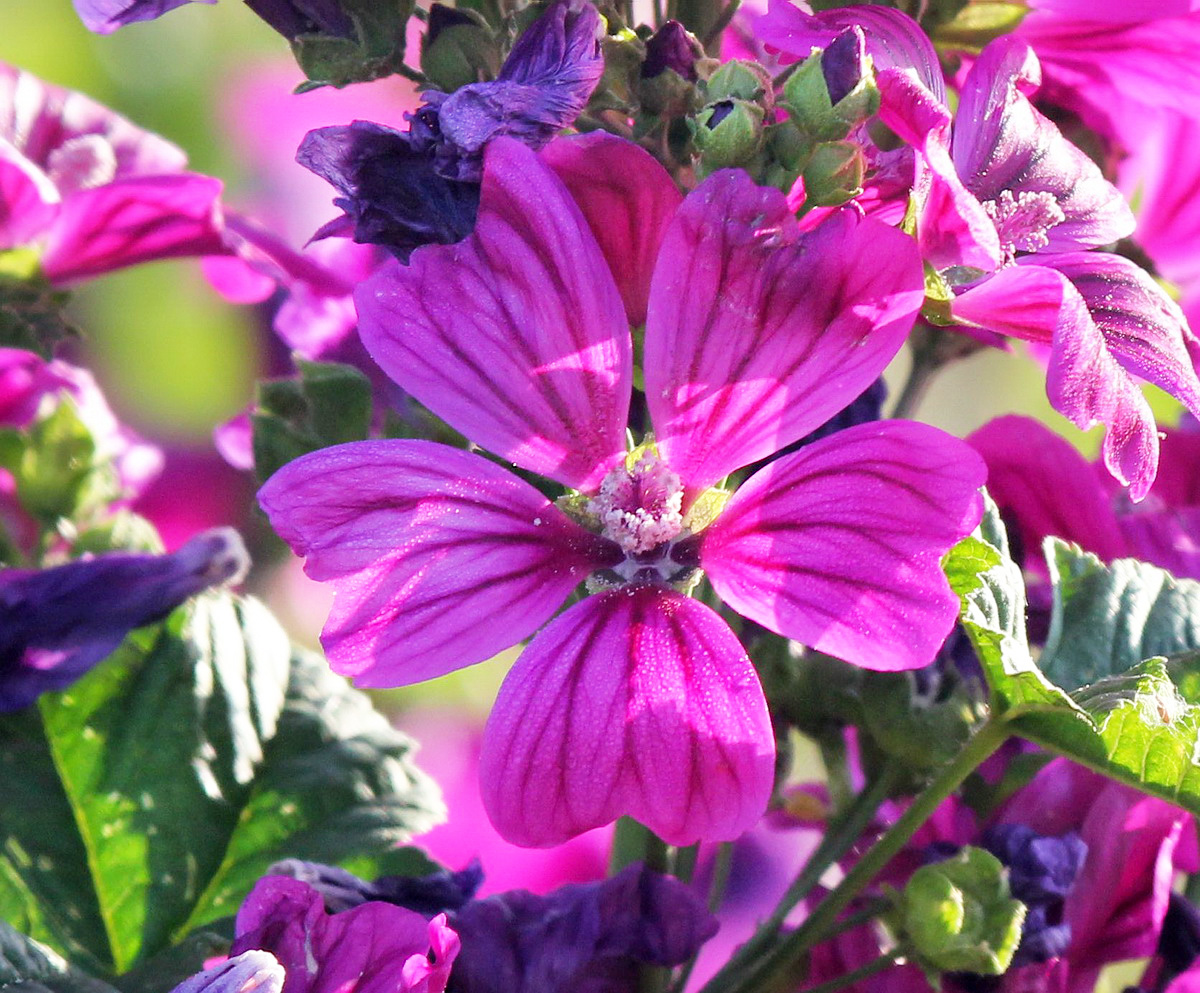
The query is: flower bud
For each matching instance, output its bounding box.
[420,5,502,93]
[781,27,879,143]
[801,139,866,207]
[692,99,765,174]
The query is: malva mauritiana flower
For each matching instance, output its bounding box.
[0,63,228,284]
[297,0,602,260]
[259,133,985,847]
[0,526,249,712]
[233,859,716,993]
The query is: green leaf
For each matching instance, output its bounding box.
[1041,539,1200,690]
[0,593,443,975]
[293,0,416,88]
[896,847,1025,978]
[944,498,1080,720]
[0,920,120,993]
[251,360,373,483]
[947,497,1200,816]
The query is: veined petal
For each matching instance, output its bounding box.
[701,420,985,672]
[967,415,1129,569]
[647,174,923,495]
[257,440,616,686]
[1030,252,1200,419]
[356,137,631,491]
[40,173,227,284]
[953,264,1160,500]
[952,37,1134,252]
[540,133,682,328]
[480,587,774,847]
[1027,0,1200,18]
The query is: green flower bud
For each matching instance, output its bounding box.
[781,28,880,143]
[420,6,502,92]
[692,99,765,174]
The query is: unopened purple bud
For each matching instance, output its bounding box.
[0,527,249,712]
[821,27,868,105]
[244,0,355,40]
[642,21,702,81]
[269,857,484,916]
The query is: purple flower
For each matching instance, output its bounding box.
[72,0,209,34]
[297,0,602,258]
[170,951,285,993]
[0,63,228,284]
[229,876,458,993]
[0,527,249,712]
[259,134,984,846]
[242,861,716,993]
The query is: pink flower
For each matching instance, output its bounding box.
[0,63,227,285]
[258,134,984,847]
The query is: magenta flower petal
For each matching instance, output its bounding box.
[701,420,985,671]
[1028,0,1199,18]
[480,587,775,847]
[1029,252,1200,419]
[0,141,59,248]
[952,38,1134,253]
[953,264,1159,500]
[876,68,1001,272]
[356,137,630,491]
[539,133,682,328]
[968,415,1129,569]
[40,173,227,284]
[257,440,616,686]
[647,176,923,494]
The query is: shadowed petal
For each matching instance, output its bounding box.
[540,133,682,327]
[952,37,1134,252]
[232,876,457,993]
[646,174,923,495]
[257,440,617,686]
[953,264,1159,500]
[356,138,631,490]
[968,415,1129,570]
[480,587,774,847]
[701,420,985,671]
[40,173,227,284]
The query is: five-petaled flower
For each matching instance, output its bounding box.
[259,133,985,848]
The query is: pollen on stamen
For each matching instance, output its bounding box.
[587,452,685,554]
[982,188,1066,259]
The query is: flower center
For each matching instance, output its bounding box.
[588,452,685,555]
[982,189,1066,260]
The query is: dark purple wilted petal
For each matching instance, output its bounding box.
[446,863,718,993]
[820,27,868,105]
[269,858,484,916]
[297,122,479,261]
[72,0,208,34]
[952,37,1134,254]
[0,527,249,712]
[244,0,355,40]
[432,0,604,181]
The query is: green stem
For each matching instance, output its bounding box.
[699,717,1011,993]
[611,817,669,875]
[703,0,742,51]
[802,950,903,993]
[818,733,854,812]
[668,842,736,993]
[672,843,700,884]
[890,340,940,420]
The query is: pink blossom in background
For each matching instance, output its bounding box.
[0,64,228,284]
[259,134,984,847]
